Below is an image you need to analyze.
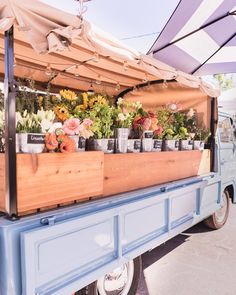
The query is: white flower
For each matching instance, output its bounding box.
[40,119,53,133]
[117,97,124,106]
[36,108,55,122]
[187,108,195,118]
[118,113,126,121]
[48,122,63,133]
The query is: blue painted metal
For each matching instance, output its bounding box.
[0,111,236,295]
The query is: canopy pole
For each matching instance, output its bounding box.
[4,26,18,219]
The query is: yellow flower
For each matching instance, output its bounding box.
[74,104,85,112]
[54,106,70,122]
[89,95,108,108]
[60,89,77,101]
[82,92,88,109]
[37,95,44,104]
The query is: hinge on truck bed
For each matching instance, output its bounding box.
[40,216,56,226]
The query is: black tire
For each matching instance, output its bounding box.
[75,256,142,295]
[204,189,230,230]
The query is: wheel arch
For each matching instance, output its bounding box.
[222,182,235,203]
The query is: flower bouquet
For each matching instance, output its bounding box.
[115,98,142,153]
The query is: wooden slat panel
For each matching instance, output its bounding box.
[17,152,104,213]
[104,150,211,196]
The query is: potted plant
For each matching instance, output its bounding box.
[45,130,76,153]
[115,98,142,153]
[62,118,93,152]
[86,103,115,153]
[193,126,211,150]
[16,109,55,153]
[163,128,180,151]
[152,125,164,152]
[178,127,193,151]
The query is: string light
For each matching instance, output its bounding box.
[133,85,138,92]
[162,79,168,89]
[92,52,99,63]
[95,75,102,85]
[123,61,129,71]
[74,64,80,77]
[45,63,53,77]
[142,73,148,83]
[115,83,121,92]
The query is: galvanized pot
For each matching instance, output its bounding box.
[152,139,163,152]
[193,140,204,150]
[180,140,193,151]
[88,138,115,153]
[20,133,45,153]
[69,135,86,152]
[142,131,153,152]
[115,128,129,153]
[163,139,179,151]
[127,139,141,153]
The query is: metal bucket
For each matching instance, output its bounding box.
[163,139,179,151]
[88,138,115,153]
[193,140,204,150]
[152,139,163,152]
[127,139,141,153]
[115,128,129,153]
[142,131,153,152]
[180,140,193,151]
[69,135,86,152]
[20,133,45,153]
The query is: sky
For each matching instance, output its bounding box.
[41,0,180,53]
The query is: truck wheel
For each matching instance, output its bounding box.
[204,190,230,230]
[75,256,142,295]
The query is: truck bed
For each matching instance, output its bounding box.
[0,172,221,295]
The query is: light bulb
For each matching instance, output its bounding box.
[123,61,129,71]
[74,64,80,77]
[115,83,121,91]
[142,74,148,83]
[162,80,168,89]
[92,52,99,63]
[95,75,102,85]
[133,85,138,92]
[45,63,53,76]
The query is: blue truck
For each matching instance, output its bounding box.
[0,110,235,295]
[0,5,234,294]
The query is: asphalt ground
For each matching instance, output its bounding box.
[137,203,236,295]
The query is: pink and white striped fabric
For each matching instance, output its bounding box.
[149,0,236,76]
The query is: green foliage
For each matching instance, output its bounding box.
[194,126,211,142]
[215,74,234,91]
[78,103,115,139]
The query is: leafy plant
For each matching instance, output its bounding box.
[82,103,115,139]
[194,126,211,142]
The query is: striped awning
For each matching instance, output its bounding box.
[149,0,236,76]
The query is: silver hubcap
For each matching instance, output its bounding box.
[215,192,228,223]
[97,261,134,295]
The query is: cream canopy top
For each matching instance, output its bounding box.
[0,0,220,97]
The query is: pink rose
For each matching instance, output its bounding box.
[83,118,93,126]
[143,118,152,131]
[62,118,81,135]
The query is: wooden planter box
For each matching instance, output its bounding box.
[103,150,210,196]
[0,152,104,214]
[0,150,210,215]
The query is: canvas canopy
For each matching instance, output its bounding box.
[0,0,219,97]
[149,0,236,76]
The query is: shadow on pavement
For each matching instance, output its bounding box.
[137,222,211,294]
